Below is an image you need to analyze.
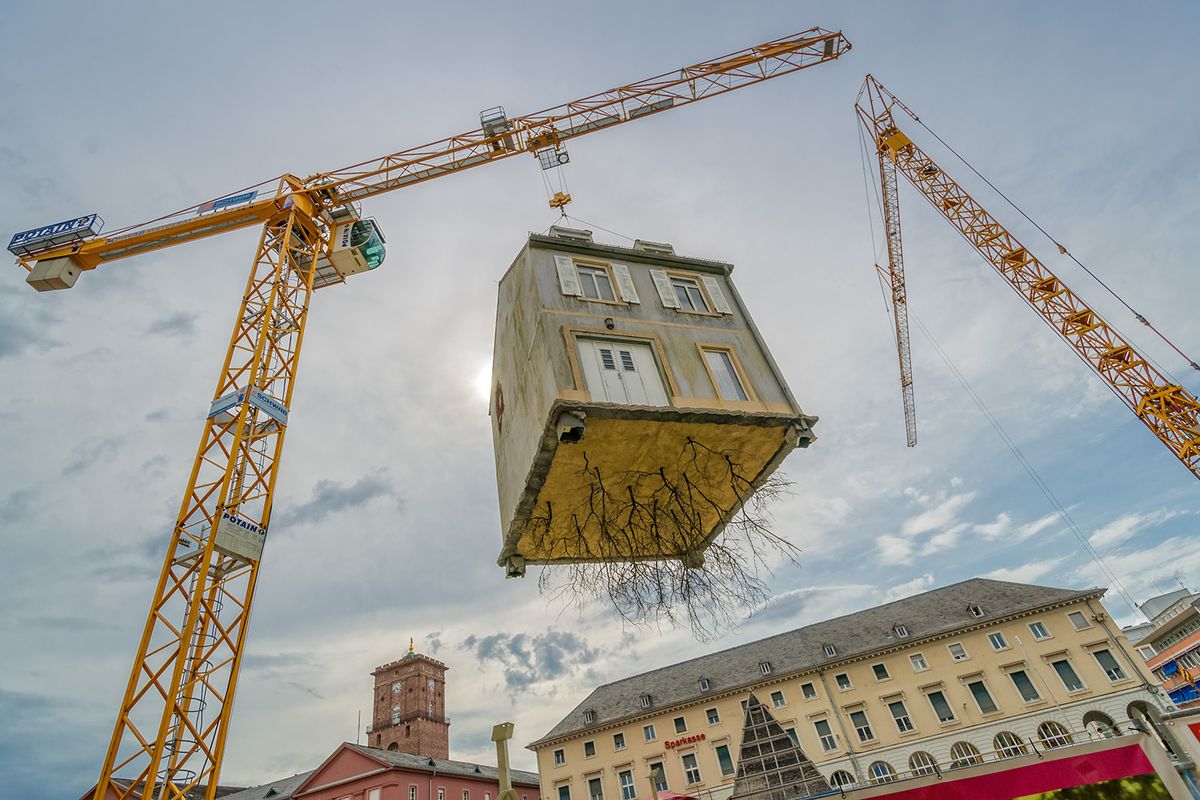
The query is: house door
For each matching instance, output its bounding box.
[577,339,669,406]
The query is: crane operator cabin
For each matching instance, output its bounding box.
[490,227,817,577]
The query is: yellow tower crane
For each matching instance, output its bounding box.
[8,28,851,800]
[856,75,1200,478]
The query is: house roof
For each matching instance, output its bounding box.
[216,772,314,800]
[1138,589,1194,622]
[530,578,1100,748]
[342,744,541,787]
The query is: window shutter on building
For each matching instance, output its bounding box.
[555,255,582,296]
[701,276,733,314]
[649,269,680,308]
[611,263,640,304]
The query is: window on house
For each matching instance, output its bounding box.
[1067,611,1090,630]
[588,777,603,800]
[872,663,890,681]
[643,724,656,742]
[829,771,855,789]
[553,749,565,766]
[893,624,910,638]
[814,719,836,751]
[927,690,956,723]
[640,694,652,709]
[706,708,720,725]
[823,644,837,658]
[1093,649,1128,681]
[715,744,735,776]
[785,727,799,747]
[577,265,617,302]
[439,790,447,800]
[948,643,969,661]
[759,661,772,675]
[868,761,896,784]
[1029,621,1050,640]
[368,790,382,800]
[464,790,470,800]
[584,741,596,758]
[993,731,1028,758]
[908,751,938,776]
[557,786,569,800]
[650,763,668,792]
[910,653,929,672]
[968,604,985,618]
[613,732,625,750]
[988,632,1008,650]
[948,741,981,768]
[673,717,687,734]
[834,673,852,691]
[967,680,999,714]
[392,682,402,693]
[1051,658,1085,691]
[849,710,874,742]
[391,704,402,724]
[671,276,709,312]
[699,677,710,692]
[1137,645,1156,659]
[1038,720,1074,748]
[583,709,596,724]
[801,682,817,700]
[770,690,786,708]
[1009,669,1042,703]
[410,786,418,800]
[619,771,636,800]
[702,348,749,401]
[888,700,914,733]
[682,753,702,785]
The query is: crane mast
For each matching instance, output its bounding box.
[874,140,917,447]
[10,29,851,800]
[856,75,1200,479]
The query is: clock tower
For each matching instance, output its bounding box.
[368,640,450,758]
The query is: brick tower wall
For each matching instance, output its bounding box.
[369,653,450,759]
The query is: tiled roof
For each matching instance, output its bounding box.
[203,773,312,800]
[530,578,1099,747]
[345,744,541,786]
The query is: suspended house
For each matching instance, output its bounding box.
[490,227,816,576]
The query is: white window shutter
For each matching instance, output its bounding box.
[701,276,733,314]
[611,263,640,304]
[650,269,680,308]
[555,255,582,296]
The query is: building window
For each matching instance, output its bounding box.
[887,700,914,733]
[553,749,565,766]
[584,741,596,758]
[699,677,710,692]
[814,719,837,751]
[1137,645,1156,659]
[583,709,596,724]
[464,790,470,800]
[893,624,910,638]
[410,787,418,800]
[1051,658,1085,692]
[823,644,837,658]
[640,694,652,709]
[671,276,709,312]
[1037,720,1074,748]
[872,663,890,681]
[650,763,668,793]
[993,731,1028,758]
[908,751,938,776]
[948,741,981,769]
[849,709,874,742]
[577,265,617,302]
[829,771,855,789]
[785,727,800,747]
[988,632,1008,650]
[948,642,968,661]
[701,347,749,401]
[868,761,896,784]
[643,724,656,742]
[368,790,381,800]
[835,673,852,691]
[770,690,786,708]
[439,790,447,800]
[1008,669,1042,703]
[671,716,686,734]
[587,777,603,800]
[715,744,735,776]
[618,771,636,800]
[1029,621,1050,640]
[1093,649,1128,681]
[1067,611,1090,631]
[967,680,999,714]
[682,753,702,785]
[910,653,929,672]
[968,604,985,618]
[391,704,402,724]
[613,732,625,750]
[801,682,817,700]
[557,786,570,800]
[706,708,720,725]
[926,690,956,723]
[759,661,772,676]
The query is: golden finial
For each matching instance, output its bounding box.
[408,637,415,655]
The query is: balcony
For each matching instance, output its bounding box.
[366,711,450,734]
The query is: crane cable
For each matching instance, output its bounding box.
[893,104,1200,376]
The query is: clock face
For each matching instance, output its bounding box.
[427,679,435,690]
[392,682,402,693]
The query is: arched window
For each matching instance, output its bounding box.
[868,761,896,784]
[948,741,982,769]
[1037,721,1074,749]
[993,731,1028,758]
[391,704,402,724]
[908,751,938,776]
[829,770,855,789]
[1083,711,1120,739]
[387,742,399,751]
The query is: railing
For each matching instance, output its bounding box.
[366,712,450,734]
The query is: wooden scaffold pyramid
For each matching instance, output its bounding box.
[729,693,831,800]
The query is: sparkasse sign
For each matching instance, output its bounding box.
[665,732,706,749]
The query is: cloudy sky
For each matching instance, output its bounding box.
[2,2,1199,798]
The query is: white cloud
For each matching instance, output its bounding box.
[985,556,1067,584]
[1014,511,1062,542]
[901,491,977,536]
[1088,510,1184,550]
[877,534,914,565]
[921,523,970,556]
[975,512,1013,540]
[883,574,935,603]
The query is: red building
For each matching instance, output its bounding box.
[368,646,451,757]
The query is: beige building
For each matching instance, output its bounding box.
[528,578,1171,797]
